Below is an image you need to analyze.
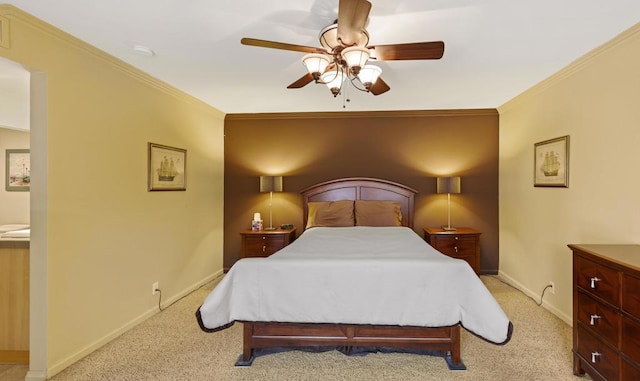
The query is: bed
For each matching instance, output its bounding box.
[197,178,512,369]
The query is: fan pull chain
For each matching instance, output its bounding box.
[342,81,351,108]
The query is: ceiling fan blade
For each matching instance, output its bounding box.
[369,41,445,60]
[287,73,315,89]
[369,77,390,95]
[337,0,372,46]
[241,38,324,54]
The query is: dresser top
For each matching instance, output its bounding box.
[568,244,640,272]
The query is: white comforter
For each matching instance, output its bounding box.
[198,227,511,344]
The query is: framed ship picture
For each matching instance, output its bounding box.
[148,143,186,191]
[5,149,30,192]
[534,135,569,187]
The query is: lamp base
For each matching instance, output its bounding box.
[441,225,457,231]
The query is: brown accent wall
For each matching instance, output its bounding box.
[224,109,499,273]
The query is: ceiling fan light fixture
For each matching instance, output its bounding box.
[320,69,345,97]
[357,64,382,88]
[342,46,370,75]
[302,53,332,80]
[319,23,370,51]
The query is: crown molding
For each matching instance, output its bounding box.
[225,108,498,121]
[0,13,9,49]
[0,4,224,118]
[499,21,640,114]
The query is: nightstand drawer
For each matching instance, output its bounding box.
[244,235,285,257]
[432,235,476,256]
[240,228,296,258]
[423,227,481,275]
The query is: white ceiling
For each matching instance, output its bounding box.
[2,0,640,116]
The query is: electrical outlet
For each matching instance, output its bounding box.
[549,281,555,294]
[152,281,159,295]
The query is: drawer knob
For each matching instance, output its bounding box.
[455,236,459,240]
[262,245,266,252]
[591,352,601,364]
[589,314,601,326]
[590,277,601,289]
[454,246,458,253]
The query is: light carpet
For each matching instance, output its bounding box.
[38,276,589,381]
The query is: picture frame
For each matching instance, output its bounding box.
[534,135,569,187]
[147,143,186,191]
[5,149,30,192]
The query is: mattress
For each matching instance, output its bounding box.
[198,226,511,344]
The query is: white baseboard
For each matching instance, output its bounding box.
[25,370,46,381]
[497,270,572,325]
[46,270,223,378]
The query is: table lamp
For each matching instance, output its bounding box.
[436,176,461,231]
[259,175,283,230]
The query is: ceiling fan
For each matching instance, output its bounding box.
[241,0,445,97]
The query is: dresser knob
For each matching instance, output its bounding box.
[454,236,459,240]
[590,277,601,289]
[591,352,601,364]
[589,314,601,326]
[454,246,458,253]
[262,246,266,252]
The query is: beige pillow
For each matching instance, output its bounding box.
[306,200,354,229]
[354,200,402,226]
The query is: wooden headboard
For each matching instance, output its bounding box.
[301,177,418,229]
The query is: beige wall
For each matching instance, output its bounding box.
[498,23,640,323]
[0,128,29,225]
[0,5,225,378]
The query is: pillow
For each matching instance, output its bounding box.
[354,200,402,226]
[306,200,354,229]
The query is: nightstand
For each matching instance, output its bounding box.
[240,228,296,258]
[423,227,481,275]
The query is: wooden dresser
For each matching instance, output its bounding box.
[240,228,296,258]
[424,227,481,275]
[568,244,640,381]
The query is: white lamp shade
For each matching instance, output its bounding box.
[302,53,331,76]
[342,46,370,71]
[357,64,382,85]
[320,69,345,90]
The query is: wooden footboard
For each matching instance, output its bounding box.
[237,322,464,370]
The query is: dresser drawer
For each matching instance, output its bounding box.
[577,290,620,347]
[576,325,620,381]
[622,274,640,317]
[432,235,476,256]
[622,359,640,381]
[575,255,620,307]
[622,316,640,364]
